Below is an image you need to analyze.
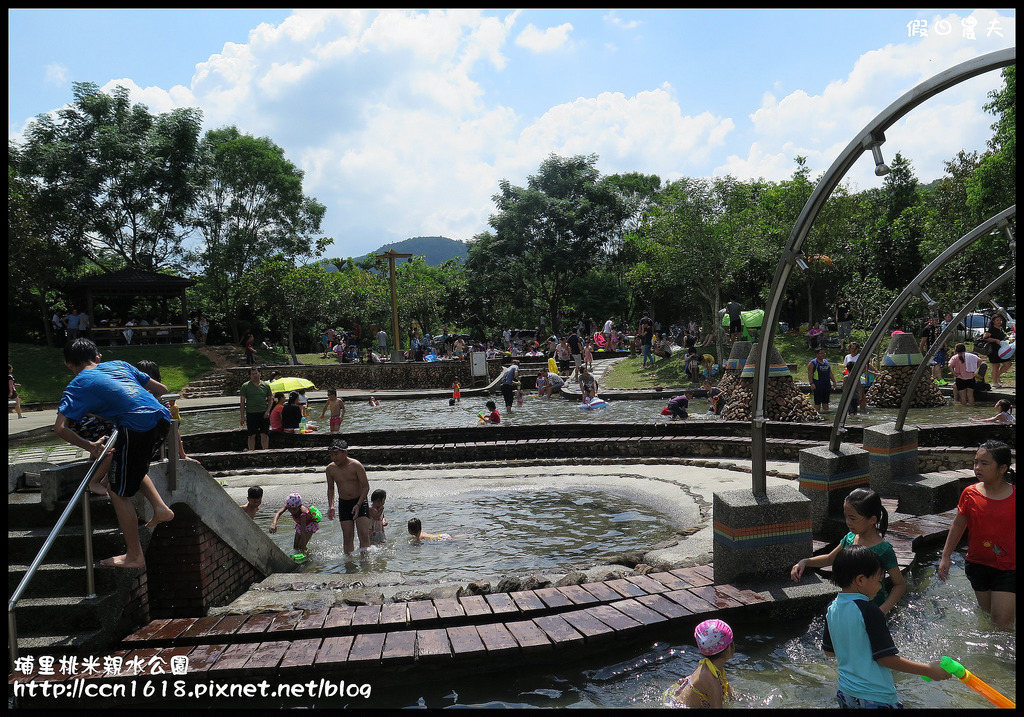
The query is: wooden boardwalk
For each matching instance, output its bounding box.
[10,509,956,696]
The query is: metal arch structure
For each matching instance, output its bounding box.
[828,208,1015,448]
[895,266,1016,431]
[749,47,1015,496]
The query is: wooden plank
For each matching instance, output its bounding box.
[380,603,409,627]
[269,610,304,633]
[203,614,249,637]
[235,613,275,635]
[182,644,226,673]
[407,600,439,624]
[381,631,417,663]
[484,593,519,615]
[687,585,743,610]
[446,625,487,660]
[585,604,643,636]
[279,638,322,672]
[475,623,520,654]
[644,571,693,591]
[458,594,492,617]
[347,633,385,664]
[324,605,355,630]
[636,593,693,620]
[351,605,382,627]
[624,574,670,594]
[608,598,668,626]
[209,642,257,672]
[556,585,599,605]
[245,641,289,672]
[113,648,162,677]
[177,615,225,640]
[532,615,585,649]
[604,578,647,598]
[710,584,770,606]
[315,636,353,668]
[669,567,713,587]
[149,618,197,642]
[414,628,451,661]
[533,587,574,608]
[142,646,192,675]
[660,589,717,615]
[504,620,553,653]
[433,597,466,620]
[509,590,547,612]
[296,609,330,631]
[690,564,715,581]
[123,619,172,643]
[560,610,617,643]
[578,581,622,602]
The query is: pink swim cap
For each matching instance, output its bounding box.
[694,619,733,656]
[286,492,303,508]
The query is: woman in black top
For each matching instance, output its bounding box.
[982,314,1011,388]
[281,391,303,433]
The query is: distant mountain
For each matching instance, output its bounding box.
[351,236,468,267]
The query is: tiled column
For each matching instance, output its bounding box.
[863,422,919,496]
[713,486,811,584]
[798,444,870,541]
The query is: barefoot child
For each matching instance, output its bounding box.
[791,487,905,614]
[479,400,500,424]
[369,488,388,543]
[319,389,346,433]
[938,439,1015,629]
[240,486,263,519]
[663,619,735,708]
[54,338,175,569]
[823,545,949,707]
[407,517,451,541]
[451,380,461,405]
[269,492,319,555]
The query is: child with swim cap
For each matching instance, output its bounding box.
[664,619,735,708]
[270,491,319,555]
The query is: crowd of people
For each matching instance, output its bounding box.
[49,308,211,347]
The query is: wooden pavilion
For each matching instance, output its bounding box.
[71,269,197,343]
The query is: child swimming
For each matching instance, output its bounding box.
[663,619,735,708]
[369,488,387,544]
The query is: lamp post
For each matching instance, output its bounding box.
[382,249,413,362]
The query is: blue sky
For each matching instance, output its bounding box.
[8,9,1016,260]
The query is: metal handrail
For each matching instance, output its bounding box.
[8,429,119,667]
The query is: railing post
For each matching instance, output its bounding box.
[167,419,179,491]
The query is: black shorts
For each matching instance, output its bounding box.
[954,377,976,391]
[730,319,743,333]
[337,496,370,522]
[246,412,270,436]
[965,561,1015,593]
[109,419,169,499]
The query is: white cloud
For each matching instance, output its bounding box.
[719,10,1014,186]
[515,23,573,53]
[44,63,69,86]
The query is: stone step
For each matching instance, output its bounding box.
[11,593,120,636]
[8,491,120,530]
[892,470,972,515]
[9,561,121,599]
[12,628,108,657]
[7,526,126,564]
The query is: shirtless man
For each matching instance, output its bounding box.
[325,439,370,553]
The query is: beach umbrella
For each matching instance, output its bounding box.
[268,377,316,393]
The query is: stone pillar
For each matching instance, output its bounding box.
[713,486,811,584]
[863,422,919,496]
[798,444,870,541]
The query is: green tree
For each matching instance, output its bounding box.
[467,154,626,334]
[14,82,202,272]
[188,127,330,343]
[967,65,1015,217]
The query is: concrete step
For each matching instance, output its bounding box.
[8,491,120,530]
[7,525,126,564]
[11,593,120,636]
[9,561,121,599]
[13,628,108,657]
[892,470,973,515]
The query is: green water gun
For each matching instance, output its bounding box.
[922,656,1014,708]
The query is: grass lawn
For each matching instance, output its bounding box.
[8,343,215,403]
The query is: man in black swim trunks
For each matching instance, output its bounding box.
[325,439,371,553]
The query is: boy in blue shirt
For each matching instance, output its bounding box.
[54,339,175,569]
[822,545,949,708]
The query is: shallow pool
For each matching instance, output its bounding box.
[328,547,1015,709]
[177,393,988,436]
[261,486,679,583]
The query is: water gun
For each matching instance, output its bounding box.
[308,505,322,523]
[290,552,306,562]
[922,656,1014,708]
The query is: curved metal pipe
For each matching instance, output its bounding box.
[894,267,1016,430]
[827,208,1014,450]
[750,48,1015,494]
